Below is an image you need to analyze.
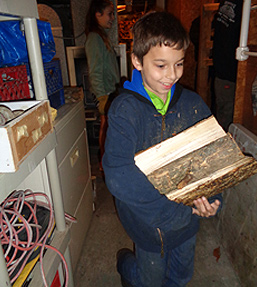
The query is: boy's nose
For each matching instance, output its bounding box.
[166,67,176,80]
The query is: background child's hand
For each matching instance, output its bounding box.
[192,197,220,217]
[98,95,108,115]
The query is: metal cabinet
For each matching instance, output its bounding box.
[54,100,93,271]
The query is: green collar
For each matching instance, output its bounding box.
[145,88,171,115]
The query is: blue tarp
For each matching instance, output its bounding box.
[0,20,56,67]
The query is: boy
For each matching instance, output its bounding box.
[102,11,222,287]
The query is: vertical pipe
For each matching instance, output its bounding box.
[46,149,66,231]
[239,0,251,48]
[23,17,48,100]
[23,18,66,231]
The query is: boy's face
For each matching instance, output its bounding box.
[132,44,185,102]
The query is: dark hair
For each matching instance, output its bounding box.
[85,0,113,49]
[132,11,190,64]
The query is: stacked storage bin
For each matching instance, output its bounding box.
[0,20,64,109]
[25,59,65,109]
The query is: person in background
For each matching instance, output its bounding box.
[212,0,243,131]
[103,11,222,287]
[85,0,120,170]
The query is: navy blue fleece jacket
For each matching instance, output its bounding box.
[102,69,222,253]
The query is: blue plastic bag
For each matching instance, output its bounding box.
[0,20,56,67]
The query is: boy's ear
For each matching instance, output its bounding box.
[131,53,143,71]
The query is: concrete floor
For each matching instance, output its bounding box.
[74,146,242,287]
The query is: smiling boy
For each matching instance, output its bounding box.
[103,11,222,287]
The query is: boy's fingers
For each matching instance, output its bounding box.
[193,198,221,217]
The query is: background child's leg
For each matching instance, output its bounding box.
[99,114,107,170]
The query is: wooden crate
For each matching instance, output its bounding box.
[0,100,53,172]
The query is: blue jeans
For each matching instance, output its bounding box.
[117,235,196,287]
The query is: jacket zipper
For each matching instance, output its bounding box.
[161,115,166,141]
[157,228,164,258]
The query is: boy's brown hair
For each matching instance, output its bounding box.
[132,11,190,64]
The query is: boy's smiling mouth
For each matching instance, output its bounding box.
[161,82,173,89]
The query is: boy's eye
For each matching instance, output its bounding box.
[157,65,164,68]
[176,62,184,67]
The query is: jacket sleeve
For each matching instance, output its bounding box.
[102,96,199,232]
[85,33,106,98]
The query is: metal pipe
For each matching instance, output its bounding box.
[23,17,48,100]
[236,0,252,60]
[239,0,251,48]
[244,51,257,57]
[23,18,66,230]
[46,149,66,231]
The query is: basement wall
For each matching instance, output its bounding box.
[215,124,257,287]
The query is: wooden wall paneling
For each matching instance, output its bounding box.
[167,0,202,91]
[234,46,257,135]
[166,0,217,92]
[196,3,219,106]
[233,4,257,135]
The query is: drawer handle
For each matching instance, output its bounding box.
[70,147,79,167]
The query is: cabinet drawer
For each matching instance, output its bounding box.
[69,179,93,270]
[54,101,85,164]
[58,130,90,215]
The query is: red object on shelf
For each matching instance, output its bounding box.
[0,65,30,101]
[51,270,61,287]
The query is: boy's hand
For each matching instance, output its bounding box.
[192,197,220,217]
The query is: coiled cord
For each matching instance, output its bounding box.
[0,189,69,286]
